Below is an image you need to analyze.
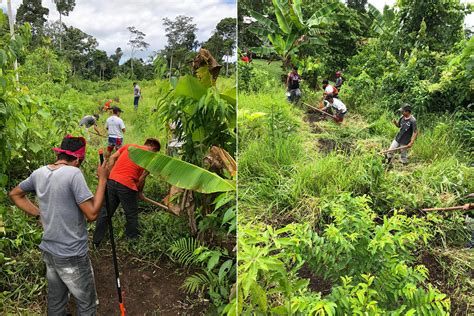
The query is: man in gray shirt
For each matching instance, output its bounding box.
[9,135,108,315]
[385,104,418,165]
[79,114,102,136]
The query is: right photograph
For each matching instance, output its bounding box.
[237,0,473,315]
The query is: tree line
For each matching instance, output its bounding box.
[13,0,236,81]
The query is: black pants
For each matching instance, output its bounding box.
[93,180,139,245]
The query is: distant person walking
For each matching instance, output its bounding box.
[385,104,418,165]
[133,82,142,110]
[79,114,102,136]
[106,107,126,157]
[93,138,161,247]
[9,135,108,315]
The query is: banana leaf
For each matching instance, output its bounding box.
[128,147,235,193]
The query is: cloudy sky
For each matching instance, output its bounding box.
[0,0,236,61]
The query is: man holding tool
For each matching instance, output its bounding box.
[384,104,418,165]
[93,138,161,247]
[9,135,108,315]
[321,94,347,123]
[80,113,103,136]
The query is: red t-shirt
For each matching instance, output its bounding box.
[109,144,148,191]
[241,56,249,63]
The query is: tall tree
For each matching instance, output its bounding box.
[202,18,236,62]
[16,0,49,47]
[52,0,76,51]
[346,0,367,12]
[395,0,468,53]
[163,15,198,75]
[127,26,150,77]
[202,18,236,76]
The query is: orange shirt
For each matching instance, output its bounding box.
[109,144,148,191]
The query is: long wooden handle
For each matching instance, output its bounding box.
[141,195,180,216]
[421,204,473,212]
[379,145,410,154]
[303,102,338,120]
[90,131,106,138]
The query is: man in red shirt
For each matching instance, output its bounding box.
[92,138,161,247]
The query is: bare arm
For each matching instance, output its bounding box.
[93,125,101,136]
[392,119,400,127]
[9,186,40,216]
[286,74,290,89]
[78,176,107,221]
[408,131,418,147]
[107,149,122,172]
[137,171,150,200]
[122,128,126,133]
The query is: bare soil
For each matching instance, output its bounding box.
[67,249,209,315]
[297,263,333,296]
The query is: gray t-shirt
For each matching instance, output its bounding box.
[395,115,417,145]
[19,166,93,257]
[79,115,96,128]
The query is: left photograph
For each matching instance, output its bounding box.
[0,0,236,315]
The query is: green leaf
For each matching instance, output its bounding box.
[222,207,236,225]
[220,87,236,106]
[249,10,279,31]
[128,147,235,193]
[174,75,208,100]
[272,0,290,34]
[207,252,221,271]
[218,259,233,282]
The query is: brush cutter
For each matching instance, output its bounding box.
[303,102,338,120]
[99,149,125,316]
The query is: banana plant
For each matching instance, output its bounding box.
[249,0,340,69]
[128,147,235,194]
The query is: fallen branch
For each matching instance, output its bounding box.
[379,145,410,155]
[421,204,473,212]
[303,102,338,120]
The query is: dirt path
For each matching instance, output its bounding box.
[87,250,208,315]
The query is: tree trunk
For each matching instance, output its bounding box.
[226,55,229,77]
[59,13,62,51]
[169,53,173,81]
[6,0,19,84]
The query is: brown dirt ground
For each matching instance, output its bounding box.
[67,249,209,315]
[297,263,333,296]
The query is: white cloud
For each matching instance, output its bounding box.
[0,0,236,61]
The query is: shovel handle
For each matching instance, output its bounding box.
[379,145,410,155]
[303,102,338,120]
[421,204,473,212]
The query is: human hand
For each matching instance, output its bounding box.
[97,160,110,180]
[138,192,145,201]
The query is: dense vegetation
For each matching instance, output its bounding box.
[0,5,236,314]
[237,0,473,315]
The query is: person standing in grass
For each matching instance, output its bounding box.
[79,114,102,136]
[322,94,347,123]
[133,82,142,110]
[106,106,126,157]
[385,104,418,165]
[335,71,344,91]
[286,66,302,103]
[8,135,108,315]
[92,138,161,247]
